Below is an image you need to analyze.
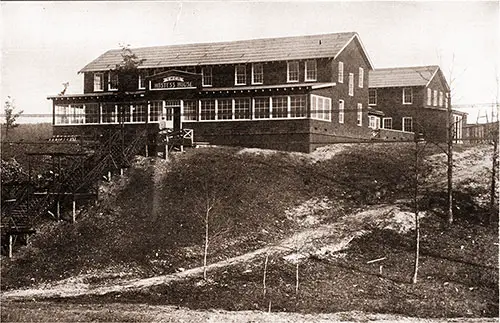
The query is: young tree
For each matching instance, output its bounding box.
[3,96,23,140]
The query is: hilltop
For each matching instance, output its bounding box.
[1,143,498,319]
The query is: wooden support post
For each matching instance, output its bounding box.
[56,200,60,221]
[145,144,149,157]
[108,171,112,182]
[8,235,13,258]
[72,200,76,223]
[180,145,184,153]
[120,168,124,176]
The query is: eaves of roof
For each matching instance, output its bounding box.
[369,65,440,88]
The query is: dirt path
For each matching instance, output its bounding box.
[1,205,414,300]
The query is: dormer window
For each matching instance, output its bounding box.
[252,63,264,84]
[202,67,213,87]
[108,71,119,91]
[287,61,299,83]
[305,60,317,81]
[94,72,104,92]
[235,65,246,85]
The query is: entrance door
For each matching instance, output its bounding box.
[163,100,180,130]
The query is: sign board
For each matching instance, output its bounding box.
[148,70,201,91]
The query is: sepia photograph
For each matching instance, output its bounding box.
[1,1,498,322]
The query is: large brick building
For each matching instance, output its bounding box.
[48,32,411,152]
[368,65,467,143]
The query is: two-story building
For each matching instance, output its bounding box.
[368,65,467,143]
[48,32,411,153]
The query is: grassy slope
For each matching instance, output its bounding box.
[1,143,498,317]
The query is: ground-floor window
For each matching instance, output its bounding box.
[54,104,85,125]
[85,103,99,124]
[200,99,216,120]
[290,95,306,118]
[271,96,288,118]
[382,117,392,129]
[368,116,380,129]
[102,103,117,123]
[234,98,251,120]
[132,104,146,123]
[310,94,331,121]
[402,117,413,132]
[149,101,163,122]
[183,100,197,121]
[254,97,270,119]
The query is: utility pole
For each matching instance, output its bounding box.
[446,93,454,226]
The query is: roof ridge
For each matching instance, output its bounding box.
[372,65,439,71]
[104,31,357,53]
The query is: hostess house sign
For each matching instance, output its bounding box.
[148,70,201,90]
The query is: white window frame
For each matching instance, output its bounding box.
[433,90,438,106]
[445,92,449,108]
[235,65,246,85]
[287,61,299,83]
[439,91,443,107]
[310,94,332,121]
[403,87,413,105]
[305,60,317,82]
[338,100,344,124]
[368,89,377,106]
[358,67,364,88]
[108,71,118,91]
[251,63,264,85]
[402,117,413,132]
[427,88,432,106]
[382,117,393,129]
[348,73,354,96]
[357,103,363,126]
[94,72,104,92]
[202,66,213,87]
[338,62,344,83]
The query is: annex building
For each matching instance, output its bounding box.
[48,32,413,153]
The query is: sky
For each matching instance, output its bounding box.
[1,1,499,123]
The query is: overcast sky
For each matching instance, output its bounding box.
[1,1,498,123]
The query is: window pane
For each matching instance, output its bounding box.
[272,96,288,118]
[338,62,344,83]
[94,73,103,91]
[202,67,212,86]
[339,100,344,124]
[218,99,232,120]
[183,100,197,121]
[234,98,250,119]
[369,89,377,105]
[254,97,270,119]
[290,95,306,118]
[149,101,163,122]
[85,103,99,124]
[72,104,85,124]
[102,103,116,123]
[253,64,263,84]
[305,60,317,81]
[132,104,146,122]
[288,61,299,82]
[235,66,246,85]
[201,100,216,120]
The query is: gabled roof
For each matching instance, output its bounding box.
[369,65,441,88]
[79,32,372,73]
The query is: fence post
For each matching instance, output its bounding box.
[72,199,76,223]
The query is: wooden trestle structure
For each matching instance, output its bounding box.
[1,128,149,257]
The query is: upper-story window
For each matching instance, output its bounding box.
[338,62,344,83]
[252,63,264,84]
[348,73,354,96]
[445,93,449,108]
[439,91,443,107]
[427,88,432,106]
[402,117,413,132]
[368,89,377,105]
[305,60,317,81]
[138,69,151,89]
[108,71,119,91]
[235,65,246,85]
[358,67,364,88]
[94,72,104,92]
[202,67,213,87]
[403,87,413,104]
[287,61,299,83]
[433,90,438,106]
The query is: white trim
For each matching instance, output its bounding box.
[304,59,317,82]
[357,103,363,126]
[202,66,213,87]
[251,63,264,85]
[382,117,392,129]
[108,71,118,91]
[287,61,299,83]
[368,89,377,106]
[427,88,432,106]
[338,61,344,83]
[358,67,364,88]
[402,87,413,105]
[93,72,104,92]
[402,117,413,132]
[338,99,344,124]
[425,67,440,88]
[333,33,374,70]
[235,65,246,85]
[348,73,354,96]
[310,94,332,122]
